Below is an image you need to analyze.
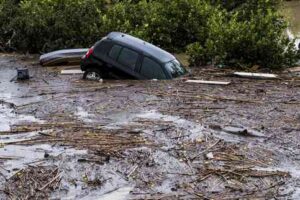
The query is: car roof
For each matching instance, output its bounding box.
[107,32,175,63]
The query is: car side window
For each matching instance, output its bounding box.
[117,48,139,70]
[140,57,166,79]
[108,45,122,60]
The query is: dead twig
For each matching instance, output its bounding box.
[39,173,61,191]
[191,139,221,160]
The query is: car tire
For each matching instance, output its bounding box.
[83,68,103,81]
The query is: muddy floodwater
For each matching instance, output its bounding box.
[0,53,300,199]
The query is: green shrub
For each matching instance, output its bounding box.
[0,0,298,69]
[0,0,20,50]
[103,0,217,52]
[187,1,299,69]
[142,0,215,51]
[101,0,152,39]
[3,0,106,52]
[210,0,282,12]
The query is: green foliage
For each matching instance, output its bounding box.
[142,0,215,51]
[1,0,106,52]
[0,0,20,49]
[102,0,219,52]
[211,0,282,12]
[187,0,299,69]
[101,0,152,39]
[0,0,298,69]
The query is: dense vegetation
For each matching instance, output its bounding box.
[0,0,299,69]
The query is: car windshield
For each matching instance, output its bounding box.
[165,59,187,78]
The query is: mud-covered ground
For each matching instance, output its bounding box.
[0,53,300,200]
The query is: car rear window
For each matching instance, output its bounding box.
[108,45,122,60]
[140,57,166,79]
[117,48,139,70]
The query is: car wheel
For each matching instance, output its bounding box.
[83,68,102,81]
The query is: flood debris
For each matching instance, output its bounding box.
[10,68,30,82]
[286,66,300,77]
[210,125,266,137]
[145,90,261,104]
[222,126,266,137]
[205,152,214,159]
[287,66,300,73]
[5,123,147,156]
[93,187,133,200]
[0,104,44,132]
[185,80,231,85]
[17,68,30,80]
[233,72,278,79]
[61,69,84,75]
[185,143,291,199]
[1,54,300,199]
[0,100,15,109]
[4,166,61,200]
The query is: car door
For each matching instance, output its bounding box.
[106,44,142,78]
[139,56,168,80]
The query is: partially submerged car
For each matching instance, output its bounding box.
[81,32,187,80]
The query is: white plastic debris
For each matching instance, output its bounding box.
[186,80,231,85]
[61,69,84,75]
[234,72,278,79]
[206,152,214,159]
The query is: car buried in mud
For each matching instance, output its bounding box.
[81,32,187,80]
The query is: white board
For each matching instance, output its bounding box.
[186,80,231,85]
[288,67,300,73]
[234,72,278,79]
[61,69,84,75]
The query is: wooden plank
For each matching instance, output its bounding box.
[61,69,84,75]
[186,80,231,85]
[233,72,278,79]
[287,66,300,73]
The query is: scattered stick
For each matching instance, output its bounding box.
[142,91,262,104]
[127,165,138,178]
[191,139,221,160]
[39,173,61,191]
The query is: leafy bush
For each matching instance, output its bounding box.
[101,1,152,39]
[0,0,298,69]
[210,0,282,12]
[0,0,20,50]
[1,0,106,52]
[187,0,299,69]
[103,0,217,52]
[141,0,215,51]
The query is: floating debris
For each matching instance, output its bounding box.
[233,72,278,79]
[186,80,231,85]
[4,166,61,200]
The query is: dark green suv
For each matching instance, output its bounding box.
[81,32,187,80]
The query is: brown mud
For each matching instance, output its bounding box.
[0,53,300,199]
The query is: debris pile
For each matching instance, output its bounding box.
[1,54,300,199]
[189,145,290,199]
[4,166,61,200]
[3,123,147,157]
[103,114,292,199]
